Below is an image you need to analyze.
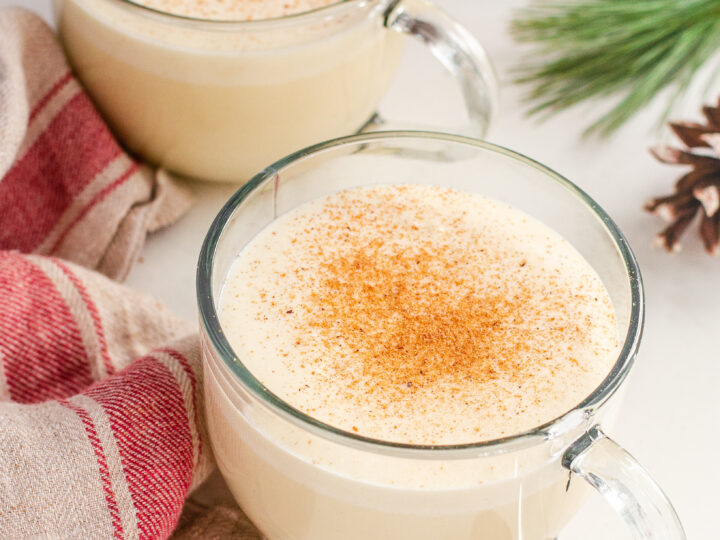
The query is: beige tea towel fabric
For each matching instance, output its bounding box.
[0,252,212,538]
[0,7,191,281]
[0,7,259,539]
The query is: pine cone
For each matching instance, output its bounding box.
[647,99,720,254]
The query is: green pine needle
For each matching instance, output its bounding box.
[511,0,720,136]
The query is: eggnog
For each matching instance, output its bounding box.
[205,184,620,539]
[132,0,340,20]
[54,0,404,181]
[220,184,618,445]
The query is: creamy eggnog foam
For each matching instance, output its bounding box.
[134,0,340,20]
[219,184,619,445]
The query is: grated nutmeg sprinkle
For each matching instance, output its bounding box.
[220,185,619,445]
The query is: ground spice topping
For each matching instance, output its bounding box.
[220,184,619,445]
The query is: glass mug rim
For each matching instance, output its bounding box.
[107,0,375,27]
[196,131,645,458]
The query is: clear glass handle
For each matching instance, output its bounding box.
[563,426,686,539]
[380,0,498,137]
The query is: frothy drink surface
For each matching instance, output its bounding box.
[220,185,618,445]
[132,0,340,20]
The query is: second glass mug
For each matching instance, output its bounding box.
[53,0,497,182]
[197,132,685,540]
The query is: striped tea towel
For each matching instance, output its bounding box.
[0,251,212,539]
[0,7,252,539]
[0,7,191,281]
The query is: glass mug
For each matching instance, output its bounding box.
[53,0,497,182]
[197,132,685,540]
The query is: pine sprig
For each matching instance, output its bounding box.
[511,0,720,136]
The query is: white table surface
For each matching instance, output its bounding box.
[4,1,718,538]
